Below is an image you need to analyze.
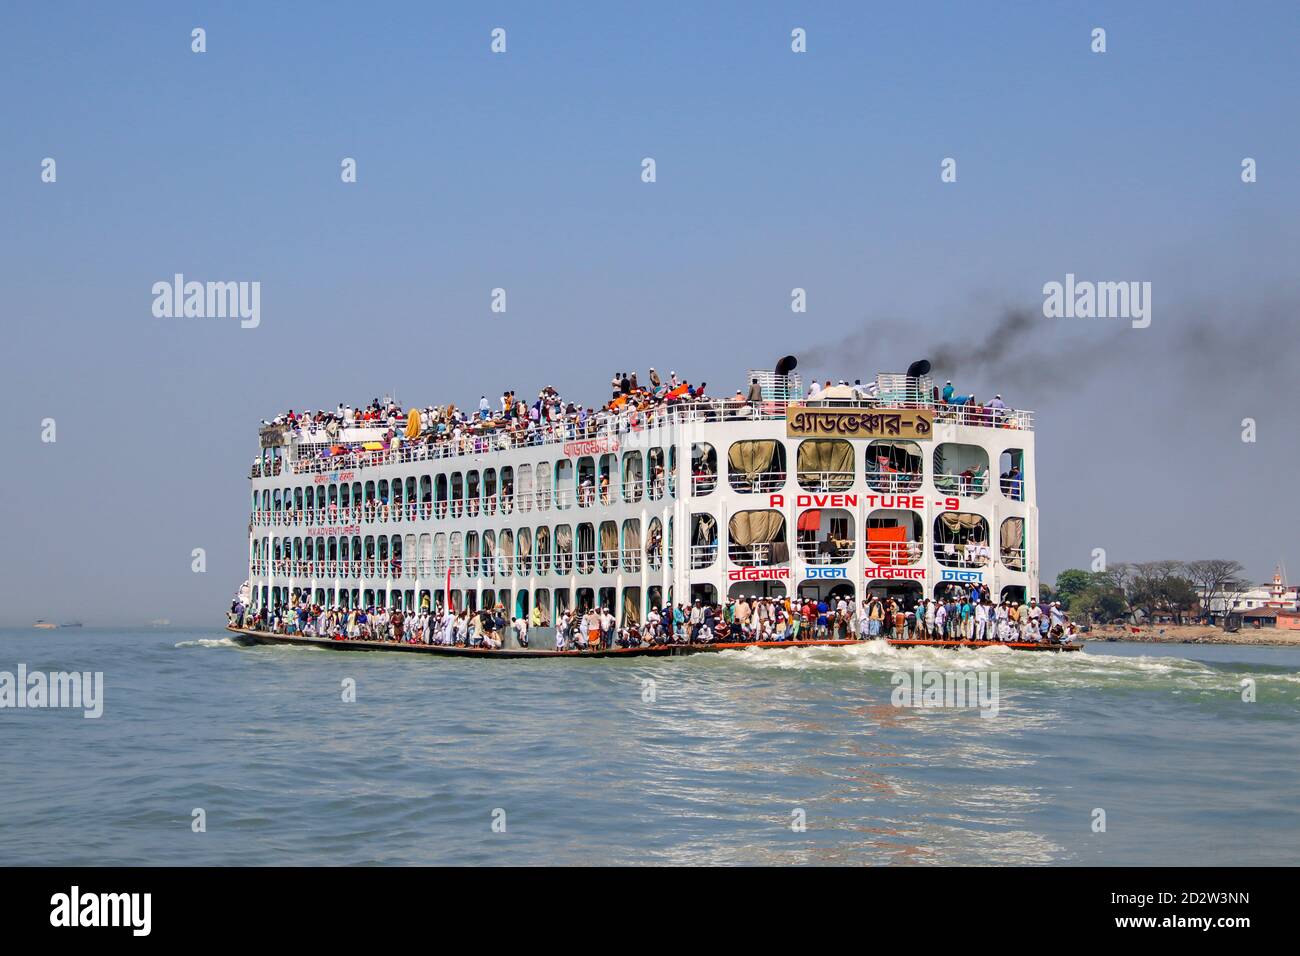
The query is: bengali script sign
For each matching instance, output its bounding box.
[786,406,933,440]
[803,566,847,579]
[864,567,927,580]
[563,437,621,458]
[940,569,984,583]
[727,567,792,582]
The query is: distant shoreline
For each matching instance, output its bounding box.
[1083,624,1300,647]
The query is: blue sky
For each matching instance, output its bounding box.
[1,1,1297,624]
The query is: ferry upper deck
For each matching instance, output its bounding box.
[245,368,1037,624]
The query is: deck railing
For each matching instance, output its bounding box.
[271,397,1034,480]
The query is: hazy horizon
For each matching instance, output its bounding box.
[2,2,1297,626]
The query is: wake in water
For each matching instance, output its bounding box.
[174,637,240,649]
[700,639,1300,697]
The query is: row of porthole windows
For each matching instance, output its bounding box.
[685,509,1028,572]
[250,505,1029,579]
[252,449,679,518]
[250,518,675,579]
[691,439,1027,501]
[258,585,664,625]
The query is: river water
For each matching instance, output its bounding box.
[1,628,1297,865]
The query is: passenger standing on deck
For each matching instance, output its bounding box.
[601,606,615,649]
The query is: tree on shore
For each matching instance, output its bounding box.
[1128,561,1199,625]
[1052,559,1241,627]
[1183,559,1247,626]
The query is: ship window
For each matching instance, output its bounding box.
[535,462,551,511]
[598,521,618,573]
[535,525,551,574]
[599,455,617,505]
[532,589,550,624]
[795,508,855,566]
[866,440,923,493]
[998,449,1026,501]
[621,519,641,572]
[691,443,717,496]
[467,471,480,516]
[499,529,514,575]
[999,517,1025,570]
[554,461,573,510]
[623,585,643,624]
[499,467,514,514]
[517,465,533,513]
[727,441,785,494]
[554,524,573,574]
[933,513,990,568]
[622,452,643,503]
[576,457,596,507]
[576,523,596,574]
[465,531,479,576]
[646,517,664,571]
[727,510,788,568]
[516,527,532,575]
[690,513,718,569]
[797,440,853,492]
[865,509,923,567]
[647,448,665,500]
[933,444,989,498]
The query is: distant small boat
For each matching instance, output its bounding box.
[149,619,171,627]
[59,621,83,628]
[32,620,56,630]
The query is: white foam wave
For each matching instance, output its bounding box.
[174,637,238,649]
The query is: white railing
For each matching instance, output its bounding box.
[1000,546,1026,570]
[796,539,855,564]
[865,470,923,493]
[728,542,785,567]
[728,472,786,494]
[861,541,923,566]
[935,544,993,569]
[933,473,989,497]
[795,471,854,493]
[621,547,643,572]
[272,397,1034,480]
[690,543,717,569]
[692,474,717,496]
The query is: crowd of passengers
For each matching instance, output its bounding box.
[253,369,1022,476]
[229,582,1075,651]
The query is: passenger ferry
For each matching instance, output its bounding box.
[238,362,1039,652]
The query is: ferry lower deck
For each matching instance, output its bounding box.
[226,626,1079,655]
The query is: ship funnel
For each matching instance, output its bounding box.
[906,359,931,378]
[775,355,798,376]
